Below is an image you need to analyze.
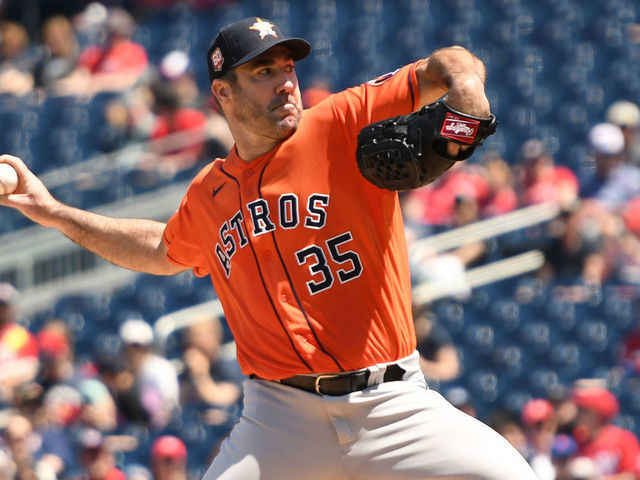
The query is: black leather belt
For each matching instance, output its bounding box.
[250,364,406,396]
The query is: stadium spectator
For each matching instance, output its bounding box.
[488,410,529,458]
[147,82,207,174]
[74,428,126,480]
[580,122,640,212]
[540,202,617,285]
[119,319,179,429]
[0,283,39,403]
[516,138,579,209]
[202,95,235,158]
[620,315,640,374]
[36,320,79,390]
[413,308,460,382]
[33,15,79,91]
[521,398,557,480]
[402,162,489,229]
[481,151,518,217]
[605,100,640,166]
[571,385,640,479]
[78,378,118,432]
[97,84,156,153]
[1,408,73,480]
[150,435,189,480]
[0,414,39,480]
[0,20,35,96]
[180,314,243,407]
[550,433,579,480]
[547,384,580,436]
[159,50,201,108]
[58,8,148,96]
[95,350,150,426]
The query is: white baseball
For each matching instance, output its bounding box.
[0,163,18,195]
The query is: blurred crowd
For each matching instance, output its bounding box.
[0,281,244,479]
[1,1,640,480]
[405,98,640,293]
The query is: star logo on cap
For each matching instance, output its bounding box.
[249,18,278,40]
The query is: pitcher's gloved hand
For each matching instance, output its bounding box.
[355,99,497,191]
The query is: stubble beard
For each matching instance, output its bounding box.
[233,89,301,141]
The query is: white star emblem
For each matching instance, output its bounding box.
[249,18,278,40]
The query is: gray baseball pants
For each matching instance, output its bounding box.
[202,352,537,480]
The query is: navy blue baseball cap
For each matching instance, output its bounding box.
[206,17,311,84]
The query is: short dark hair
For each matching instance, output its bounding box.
[212,69,237,112]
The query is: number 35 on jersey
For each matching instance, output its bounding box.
[215,192,364,294]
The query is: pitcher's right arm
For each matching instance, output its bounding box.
[0,154,187,276]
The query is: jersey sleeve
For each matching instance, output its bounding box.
[328,61,420,137]
[163,185,210,277]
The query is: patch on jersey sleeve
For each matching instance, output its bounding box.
[366,68,401,86]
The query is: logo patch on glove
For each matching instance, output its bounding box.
[440,113,480,144]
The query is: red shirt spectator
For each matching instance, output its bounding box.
[518,139,578,208]
[579,425,640,475]
[77,40,147,76]
[152,107,207,156]
[482,153,518,216]
[0,284,38,401]
[403,163,489,226]
[58,8,148,96]
[147,83,207,173]
[572,387,640,477]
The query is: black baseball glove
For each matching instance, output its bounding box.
[355,99,497,191]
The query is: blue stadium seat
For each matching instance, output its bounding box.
[433,299,466,336]
[464,323,498,356]
[489,299,521,335]
[528,368,562,398]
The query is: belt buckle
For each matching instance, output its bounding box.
[314,374,342,395]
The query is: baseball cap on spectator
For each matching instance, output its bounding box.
[151,435,187,461]
[588,123,625,156]
[606,100,640,129]
[119,319,154,346]
[207,17,310,83]
[572,387,619,421]
[37,329,71,359]
[521,398,554,427]
[0,283,18,306]
[551,433,577,459]
[160,50,190,80]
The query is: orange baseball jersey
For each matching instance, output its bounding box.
[164,62,420,379]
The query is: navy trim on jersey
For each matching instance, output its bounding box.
[257,163,345,372]
[219,165,312,372]
[408,64,416,111]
